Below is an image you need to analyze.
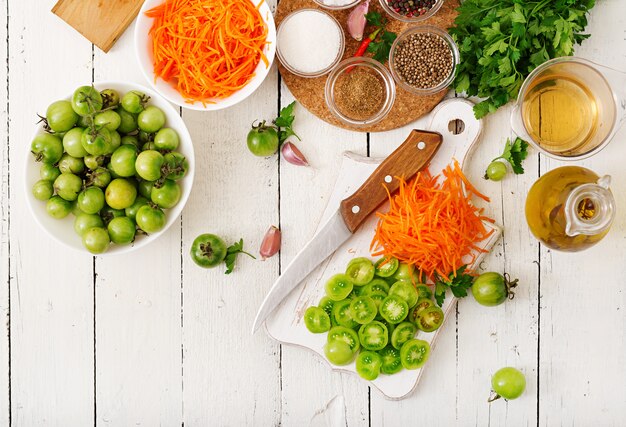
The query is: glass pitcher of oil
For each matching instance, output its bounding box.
[525,166,615,252]
[511,57,626,160]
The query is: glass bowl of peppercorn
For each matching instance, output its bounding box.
[325,56,396,127]
[389,25,459,96]
[379,0,443,22]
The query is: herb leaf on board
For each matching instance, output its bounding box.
[273,101,300,145]
[434,265,474,307]
[493,137,529,175]
[224,239,256,275]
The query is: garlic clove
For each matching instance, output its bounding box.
[281,142,309,166]
[347,0,369,41]
[260,226,281,260]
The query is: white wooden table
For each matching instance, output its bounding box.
[1,0,625,425]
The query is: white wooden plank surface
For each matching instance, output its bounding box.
[1,0,625,425]
[8,0,94,424]
[0,1,9,424]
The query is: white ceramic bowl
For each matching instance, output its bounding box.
[134,0,276,111]
[24,81,195,256]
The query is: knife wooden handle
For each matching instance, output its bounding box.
[339,130,443,233]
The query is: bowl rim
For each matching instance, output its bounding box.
[24,80,195,256]
[388,25,459,96]
[275,8,345,78]
[311,0,361,11]
[378,0,443,23]
[324,56,397,126]
[134,0,277,111]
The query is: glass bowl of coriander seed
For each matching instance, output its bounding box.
[325,56,396,127]
[389,26,459,95]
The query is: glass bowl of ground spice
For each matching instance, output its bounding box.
[379,0,443,23]
[325,56,396,127]
[389,25,459,95]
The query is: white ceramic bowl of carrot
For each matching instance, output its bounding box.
[134,0,276,111]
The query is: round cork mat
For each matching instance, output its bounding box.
[275,0,460,132]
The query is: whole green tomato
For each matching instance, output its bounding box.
[190,234,227,268]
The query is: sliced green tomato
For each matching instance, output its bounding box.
[379,295,409,324]
[362,278,390,295]
[351,286,366,297]
[369,291,386,309]
[304,306,331,333]
[416,306,444,332]
[345,257,375,285]
[319,296,335,317]
[400,339,430,370]
[356,351,383,381]
[349,296,377,324]
[388,281,419,308]
[409,298,436,323]
[331,299,358,329]
[378,346,403,375]
[324,340,355,366]
[358,321,389,351]
[327,326,360,353]
[391,321,417,350]
[325,274,354,301]
[374,256,399,277]
[393,263,415,281]
[416,285,433,299]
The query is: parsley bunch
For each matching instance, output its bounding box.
[434,265,474,307]
[449,0,596,118]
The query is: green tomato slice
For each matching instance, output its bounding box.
[388,281,419,308]
[400,339,430,370]
[318,296,335,318]
[409,298,436,323]
[324,340,355,366]
[391,321,417,350]
[331,299,358,329]
[349,296,377,324]
[374,256,399,278]
[325,274,354,301]
[415,285,433,299]
[356,351,383,381]
[416,306,444,333]
[303,306,331,333]
[379,295,409,324]
[358,321,389,351]
[327,326,360,353]
[362,278,390,295]
[378,346,403,375]
[345,257,375,285]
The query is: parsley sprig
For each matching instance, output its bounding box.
[485,137,529,179]
[364,12,397,64]
[224,239,255,275]
[434,265,474,307]
[273,101,300,145]
[449,0,596,118]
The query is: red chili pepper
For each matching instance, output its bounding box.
[354,28,381,58]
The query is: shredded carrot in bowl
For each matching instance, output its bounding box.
[146,0,269,105]
[371,160,495,281]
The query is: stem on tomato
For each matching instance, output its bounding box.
[199,243,214,258]
[504,273,519,300]
[487,391,502,403]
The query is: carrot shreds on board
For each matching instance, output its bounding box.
[371,160,494,281]
[147,0,269,105]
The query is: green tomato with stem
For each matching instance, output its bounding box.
[82,127,113,156]
[490,367,526,401]
[31,133,63,164]
[189,233,227,268]
[135,205,166,233]
[121,91,149,114]
[151,179,181,209]
[116,107,138,133]
[46,100,79,132]
[58,154,85,175]
[72,86,103,116]
[94,110,121,131]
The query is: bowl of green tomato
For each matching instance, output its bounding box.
[25,81,195,255]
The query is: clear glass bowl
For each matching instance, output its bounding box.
[325,57,396,127]
[389,25,459,95]
[312,0,361,10]
[379,0,443,23]
[276,9,345,78]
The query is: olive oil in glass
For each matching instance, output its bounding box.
[521,74,599,156]
[525,166,615,252]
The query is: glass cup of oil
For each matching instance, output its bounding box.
[511,57,626,160]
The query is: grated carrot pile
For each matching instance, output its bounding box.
[146,0,269,104]
[371,160,495,281]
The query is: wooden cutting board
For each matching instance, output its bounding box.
[52,0,145,52]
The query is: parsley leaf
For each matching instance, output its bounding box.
[367,31,397,63]
[433,265,474,307]
[224,239,256,275]
[493,137,529,175]
[365,11,385,28]
[449,0,595,118]
[273,101,300,145]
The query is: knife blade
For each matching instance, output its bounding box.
[252,130,443,333]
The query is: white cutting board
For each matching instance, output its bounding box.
[265,99,502,400]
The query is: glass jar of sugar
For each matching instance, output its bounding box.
[276,9,345,78]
